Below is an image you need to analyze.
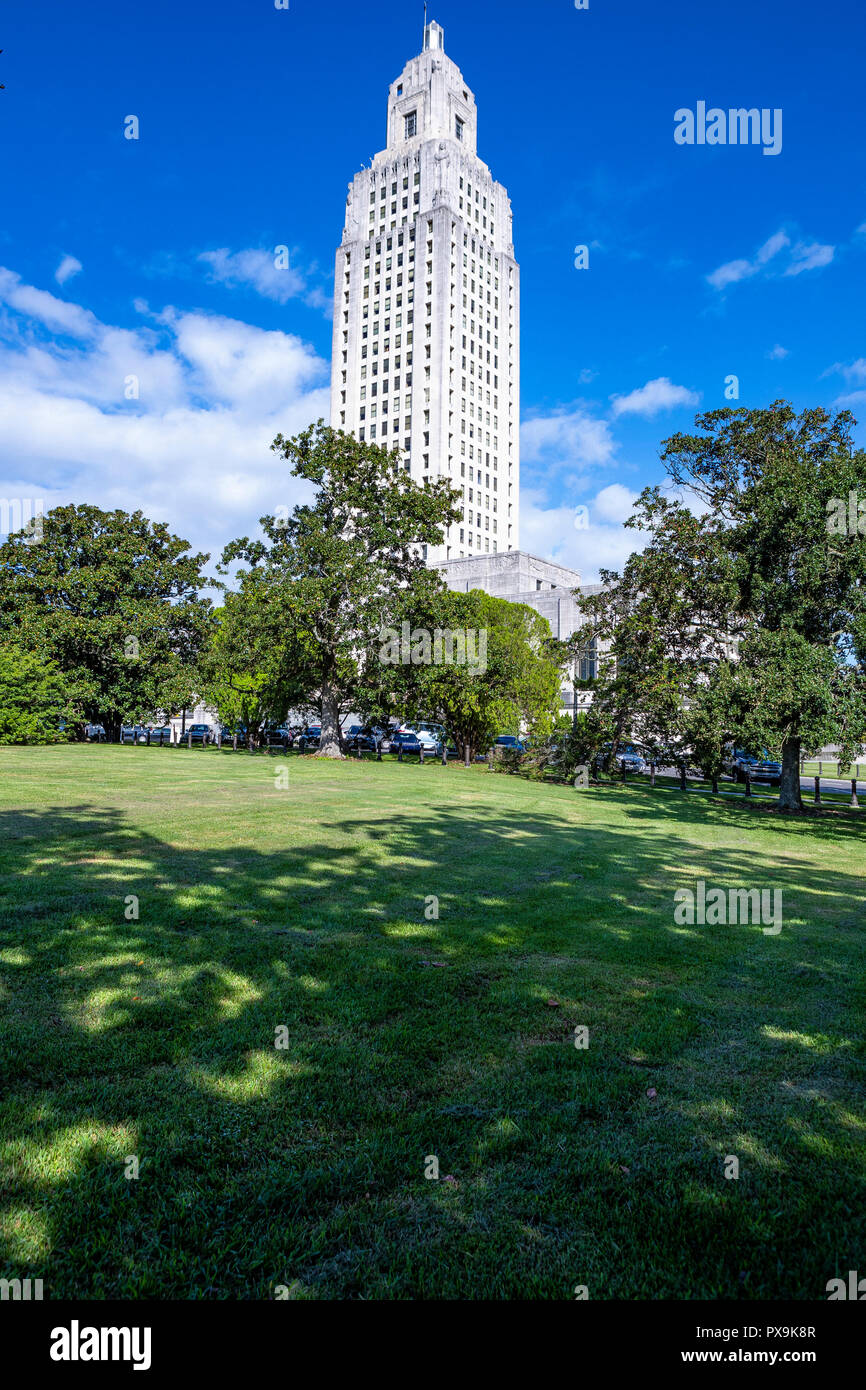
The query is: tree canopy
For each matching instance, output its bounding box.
[577,403,866,809]
[219,422,461,757]
[0,504,214,739]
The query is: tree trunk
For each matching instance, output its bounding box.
[779,737,803,812]
[317,683,343,758]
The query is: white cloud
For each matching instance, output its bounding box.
[593,483,639,523]
[55,255,83,286]
[784,241,834,276]
[822,358,866,383]
[706,230,790,290]
[767,343,789,360]
[706,227,834,291]
[521,407,616,472]
[199,247,321,307]
[0,267,330,564]
[834,390,866,409]
[0,267,97,338]
[520,485,646,584]
[755,230,790,265]
[610,376,699,419]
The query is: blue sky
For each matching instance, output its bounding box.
[1,0,864,578]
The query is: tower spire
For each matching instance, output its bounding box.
[423,16,444,52]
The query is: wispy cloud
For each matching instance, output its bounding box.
[198,246,330,311]
[767,343,789,360]
[707,227,834,291]
[55,255,82,287]
[610,376,699,418]
[784,241,835,276]
[822,358,866,410]
[822,358,866,383]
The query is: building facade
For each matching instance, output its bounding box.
[330,20,520,563]
[434,550,603,716]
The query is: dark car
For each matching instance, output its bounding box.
[345,725,386,752]
[264,725,290,749]
[84,722,106,742]
[297,726,322,752]
[220,725,247,747]
[725,748,782,786]
[185,724,213,745]
[388,730,440,758]
[150,725,173,746]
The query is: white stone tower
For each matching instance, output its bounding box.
[330,20,520,562]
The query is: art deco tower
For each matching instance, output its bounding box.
[330,20,520,562]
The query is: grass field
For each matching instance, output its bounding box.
[1,745,864,1300]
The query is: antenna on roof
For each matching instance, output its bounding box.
[423,3,427,48]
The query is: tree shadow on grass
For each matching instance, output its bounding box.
[0,789,864,1299]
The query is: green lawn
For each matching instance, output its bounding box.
[1,745,864,1299]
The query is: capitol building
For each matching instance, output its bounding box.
[330,20,596,710]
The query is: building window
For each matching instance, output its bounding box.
[405,111,417,139]
[455,117,464,142]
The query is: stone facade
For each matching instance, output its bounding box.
[434,551,606,715]
[330,20,520,563]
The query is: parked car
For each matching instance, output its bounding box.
[150,725,173,746]
[220,725,247,747]
[389,730,441,758]
[120,724,148,744]
[592,743,647,774]
[264,725,290,749]
[185,723,214,745]
[615,744,647,773]
[724,748,782,785]
[297,726,322,752]
[413,721,447,741]
[345,725,387,751]
[398,725,443,751]
[84,722,106,742]
[496,734,528,753]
